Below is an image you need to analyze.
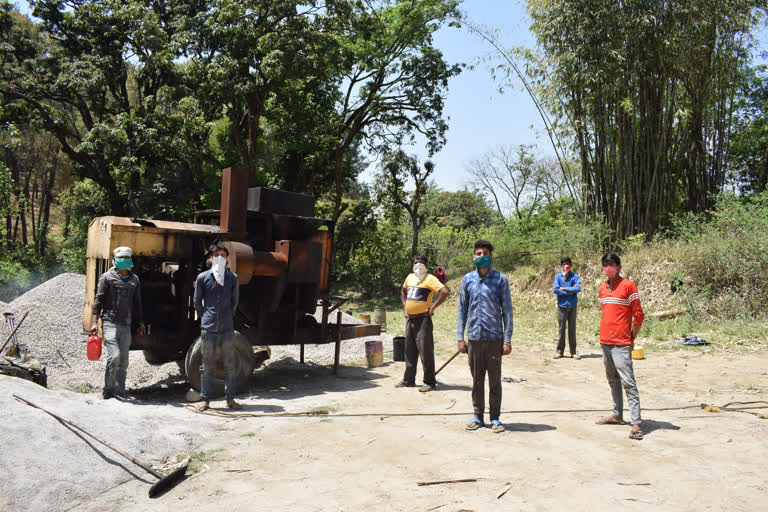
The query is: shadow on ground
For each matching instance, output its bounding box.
[641,419,681,436]
[125,356,386,408]
[506,422,557,433]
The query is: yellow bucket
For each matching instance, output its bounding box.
[631,345,645,360]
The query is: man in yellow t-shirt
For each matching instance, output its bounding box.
[398,254,449,392]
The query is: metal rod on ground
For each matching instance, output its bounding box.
[435,350,461,376]
[13,394,188,498]
[0,311,28,355]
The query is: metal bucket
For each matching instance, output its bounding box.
[373,308,387,330]
[365,340,383,367]
[392,336,405,362]
[358,314,371,324]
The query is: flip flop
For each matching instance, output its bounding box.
[195,402,210,412]
[629,429,644,440]
[595,417,626,425]
[227,400,242,410]
[491,420,505,433]
[465,417,483,431]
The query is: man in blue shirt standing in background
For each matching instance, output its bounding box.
[553,256,581,359]
[457,239,514,433]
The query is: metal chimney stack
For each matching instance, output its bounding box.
[219,167,249,240]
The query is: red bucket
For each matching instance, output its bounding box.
[87,334,102,361]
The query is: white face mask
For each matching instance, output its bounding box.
[413,262,427,280]
[212,255,227,285]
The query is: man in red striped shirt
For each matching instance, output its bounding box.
[595,252,645,440]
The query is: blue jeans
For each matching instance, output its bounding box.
[200,330,237,402]
[103,321,132,396]
[602,344,642,425]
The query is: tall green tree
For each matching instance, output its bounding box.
[324,0,462,222]
[0,0,211,217]
[729,64,768,194]
[421,187,498,229]
[375,150,435,256]
[187,0,329,185]
[526,0,765,237]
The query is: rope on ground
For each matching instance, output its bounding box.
[184,401,768,419]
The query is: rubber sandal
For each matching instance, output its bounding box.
[553,353,563,359]
[491,420,505,433]
[573,354,581,360]
[195,402,210,412]
[227,400,242,410]
[629,429,644,440]
[465,417,483,431]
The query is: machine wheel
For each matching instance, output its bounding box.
[184,331,255,396]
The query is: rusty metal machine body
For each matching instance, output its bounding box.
[84,168,379,389]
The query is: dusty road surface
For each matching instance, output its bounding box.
[48,340,768,512]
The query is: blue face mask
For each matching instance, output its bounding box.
[114,257,133,271]
[473,255,492,269]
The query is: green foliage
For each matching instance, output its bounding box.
[0,245,50,302]
[0,162,17,220]
[1,1,215,217]
[421,188,498,229]
[332,199,379,278]
[526,0,763,237]
[56,180,110,273]
[344,220,410,296]
[416,224,476,273]
[728,64,768,194]
[679,191,768,319]
[471,199,611,272]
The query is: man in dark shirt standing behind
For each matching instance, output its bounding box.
[194,243,241,411]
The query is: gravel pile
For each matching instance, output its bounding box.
[2,273,389,391]
[0,376,219,512]
[4,273,178,391]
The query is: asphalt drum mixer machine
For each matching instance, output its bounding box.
[83,168,380,395]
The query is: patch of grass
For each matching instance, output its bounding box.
[310,405,338,413]
[182,449,224,474]
[319,418,332,423]
[68,383,95,394]
[212,489,225,497]
[114,496,137,506]
[241,432,258,438]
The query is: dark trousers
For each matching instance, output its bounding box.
[467,339,503,421]
[557,306,577,355]
[403,315,436,386]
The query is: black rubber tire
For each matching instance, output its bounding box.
[184,331,255,396]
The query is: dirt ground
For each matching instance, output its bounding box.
[69,339,768,512]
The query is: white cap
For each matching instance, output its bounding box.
[113,246,132,258]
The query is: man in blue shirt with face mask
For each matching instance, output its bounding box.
[194,243,240,411]
[91,246,145,399]
[457,239,513,433]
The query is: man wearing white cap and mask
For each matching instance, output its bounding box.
[91,246,145,399]
[397,254,449,392]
